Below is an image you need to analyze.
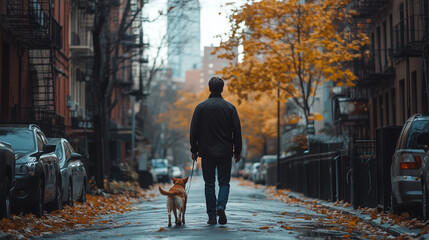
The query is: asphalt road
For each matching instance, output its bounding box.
[40,176,394,239]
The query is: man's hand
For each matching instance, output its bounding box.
[191,153,198,161]
[234,154,241,163]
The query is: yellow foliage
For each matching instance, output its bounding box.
[216,0,368,124]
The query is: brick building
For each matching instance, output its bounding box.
[332,0,429,139]
[0,0,70,137]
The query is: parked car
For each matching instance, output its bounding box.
[48,138,87,206]
[0,124,62,217]
[171,166,185,179]
[418,132,429,220]
[0,141,15,219]
[250,162,260,182]
[151,159,171,183]
[241,163,252,179]
[391,114,429,214]
[257,155,277,185]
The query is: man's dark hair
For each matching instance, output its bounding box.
[208,77,224,93]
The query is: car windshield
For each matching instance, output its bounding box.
[0,129,35,152]
[263,156,277,164]
[152,160,167,168]
[172,167,180,172]
[406,119,429,149]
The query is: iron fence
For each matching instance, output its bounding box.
[276,138,378,208]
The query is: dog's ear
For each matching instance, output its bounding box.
[172,177,177,183]
[183,176,189,184]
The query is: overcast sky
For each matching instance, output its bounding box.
[143,0,246,63]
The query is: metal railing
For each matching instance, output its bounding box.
[0,107,65,137]
[276,138,378,208]
[394,14,429,57]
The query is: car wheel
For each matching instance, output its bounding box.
[67,181,73,207]
[52,182,63,211]
[423,181,429,221]
[79,182,87,203]
[390,191,401,215]
[32,179,44,218]
[0,177,11,219]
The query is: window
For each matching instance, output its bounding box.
[391,89,396,125]
[376,26,381,72]
[389,14,393,57]
[400,79,405,123]
[412,71,417,114]
[63,141,71,160]
[383,21,387,66]
[385,92,389,125]
[423,70,428,114]
[36,133,44,151]
[373,97,378,129]
[379,95,384,126]
[0,129,35,152]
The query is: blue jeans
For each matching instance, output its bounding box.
[201,156,232,218]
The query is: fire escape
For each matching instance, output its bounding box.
[332,0,391,138]
[0,0,63,136]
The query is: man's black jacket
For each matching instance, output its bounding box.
[190,93,242,158]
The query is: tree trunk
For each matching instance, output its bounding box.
[92,1,109,189]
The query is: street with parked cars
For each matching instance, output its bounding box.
[0,124,89,219]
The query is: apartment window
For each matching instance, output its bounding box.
[389,14,393,57]
[412,71,417,114]
[400,79,405,123]
[379,95,384,126]
[399,3,405,48]
[373,97,378,129]
[383,21,387,67]
[377,26,381,72]
[425,0,429,33]
[423,70,429,114]
[385,92,389,125]
[391,89,396,125]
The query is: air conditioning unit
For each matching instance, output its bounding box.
[68,101,79,111]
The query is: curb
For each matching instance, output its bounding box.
[285,191,422,238]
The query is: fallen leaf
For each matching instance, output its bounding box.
[157,227,167,232]
[259,226,269,229]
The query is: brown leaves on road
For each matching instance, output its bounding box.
[0,181,157,239]
[237,180,412,239]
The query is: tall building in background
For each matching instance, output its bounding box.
[167,0,201,81]
[202,46,238,88]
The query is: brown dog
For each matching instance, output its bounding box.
[158,177,189,227]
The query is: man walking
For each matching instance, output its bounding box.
[190,77,242,225]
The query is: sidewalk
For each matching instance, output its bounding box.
[284,190,425,238]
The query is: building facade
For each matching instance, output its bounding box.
[332,0,429,140]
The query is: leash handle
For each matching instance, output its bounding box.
[186,160,195,195]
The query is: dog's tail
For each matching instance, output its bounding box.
[159,186,175,196]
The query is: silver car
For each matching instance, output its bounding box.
[49,138,87,206]
[391,114,429,214]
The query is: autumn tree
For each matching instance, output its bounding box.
[216,0,368,126]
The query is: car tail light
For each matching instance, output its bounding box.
[399,153,421,169]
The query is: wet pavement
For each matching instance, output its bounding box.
[40,176,395,239]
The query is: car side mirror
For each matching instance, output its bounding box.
[68,152,82,162]
[42,144,56,153]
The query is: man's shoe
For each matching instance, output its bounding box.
[207,217,217,225]
[217,209,227,225]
